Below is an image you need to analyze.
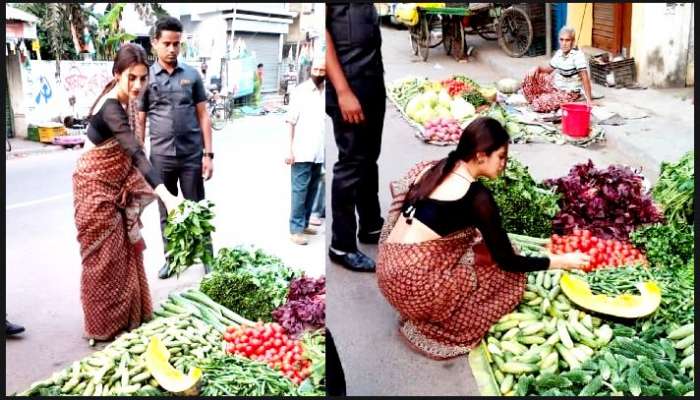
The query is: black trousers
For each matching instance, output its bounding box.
[150,153,214,262]
[327,89,385,252]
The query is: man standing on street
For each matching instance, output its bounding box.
[285,56,326,246]
[326,3,386,272]
[137,17,214,279]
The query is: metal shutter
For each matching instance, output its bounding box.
[234,32,280,93]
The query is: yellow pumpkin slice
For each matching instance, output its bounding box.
[560,273,661,318]
[145,336,202,395]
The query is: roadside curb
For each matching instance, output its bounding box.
[6,144,68,160]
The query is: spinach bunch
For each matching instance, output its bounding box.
[652,151,694,225]
[165,200,216,277]
[481,157,560,238]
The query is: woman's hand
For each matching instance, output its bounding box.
[548,252,591,271]
[154,185,184,214]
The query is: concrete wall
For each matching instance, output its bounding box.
[566,3,593,47]
[20,60,113,125]
[630,3,694,88]
[6,55,28,138]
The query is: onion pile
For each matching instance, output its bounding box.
[424,117,462,142]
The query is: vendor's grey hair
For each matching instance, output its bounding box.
[559,26,576,39]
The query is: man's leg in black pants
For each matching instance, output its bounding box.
[178,153,214,272]
[356,100,385,242]
[330,113,362,253]
[150,154,181,278]
[328,110,377,272]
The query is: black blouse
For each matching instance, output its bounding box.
[403,181,550,272]
[87,99,162,188]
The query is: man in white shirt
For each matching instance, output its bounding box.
[285,57,326,245]
[525,26,594,110]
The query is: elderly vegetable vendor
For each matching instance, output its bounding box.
[522,26,594,113]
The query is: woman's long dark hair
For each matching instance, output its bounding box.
[88,43,149,119]
[403,117,510,207]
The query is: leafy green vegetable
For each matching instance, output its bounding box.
[630,223,694,271]
[481,157,560,238]
[652,151,694,225]
[200,247,300,322]
[165,199,216,277]
[213,246,284,274]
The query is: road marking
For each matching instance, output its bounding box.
[6,193,73,210]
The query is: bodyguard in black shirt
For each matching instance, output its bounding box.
[137,17,214,279]
[326,3,386,272]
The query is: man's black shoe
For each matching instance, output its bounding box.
[6,320,25,336]
[328,249,376,272]
[158,263,174,279]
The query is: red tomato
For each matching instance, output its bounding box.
[226,343,236,353]
[564,245,573,253]
[596,242,606,251]
[582,230,591,239]
[580,239,590,251]
[279,345,287,354]
[573,228,581,237]
[590,236,598,244]
[226,326,236,333]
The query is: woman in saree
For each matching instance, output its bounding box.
[376,117,590,359]
[73,44,183,341]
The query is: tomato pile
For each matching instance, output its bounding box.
[223,323,312,385]
[547,229,648,272]
[441,79,472,97]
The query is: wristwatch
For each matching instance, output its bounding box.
[203,152,214,159]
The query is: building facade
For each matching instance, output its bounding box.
[567,3,694,88]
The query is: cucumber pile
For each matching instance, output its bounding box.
[153,288,255,333]
[484,270,613,396]
[18,315,221,396]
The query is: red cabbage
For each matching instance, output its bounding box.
[543,160,664,241]
[272,276,325,337]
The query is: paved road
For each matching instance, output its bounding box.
[324,25,659,396]
[5,113,325,394]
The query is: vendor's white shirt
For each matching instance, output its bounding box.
[550,48,588,93]
[285,79,325,163]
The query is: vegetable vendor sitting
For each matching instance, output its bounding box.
[522,26,594,113]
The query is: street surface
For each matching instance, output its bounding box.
[5,113,325,394]
[325,25,694,396]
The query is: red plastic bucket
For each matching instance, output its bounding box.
[561,103,591,138]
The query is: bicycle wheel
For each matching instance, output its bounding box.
[418,15,430,61]
[496,7,533,58]
[409,26,420,56]
[211,106,226,131]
